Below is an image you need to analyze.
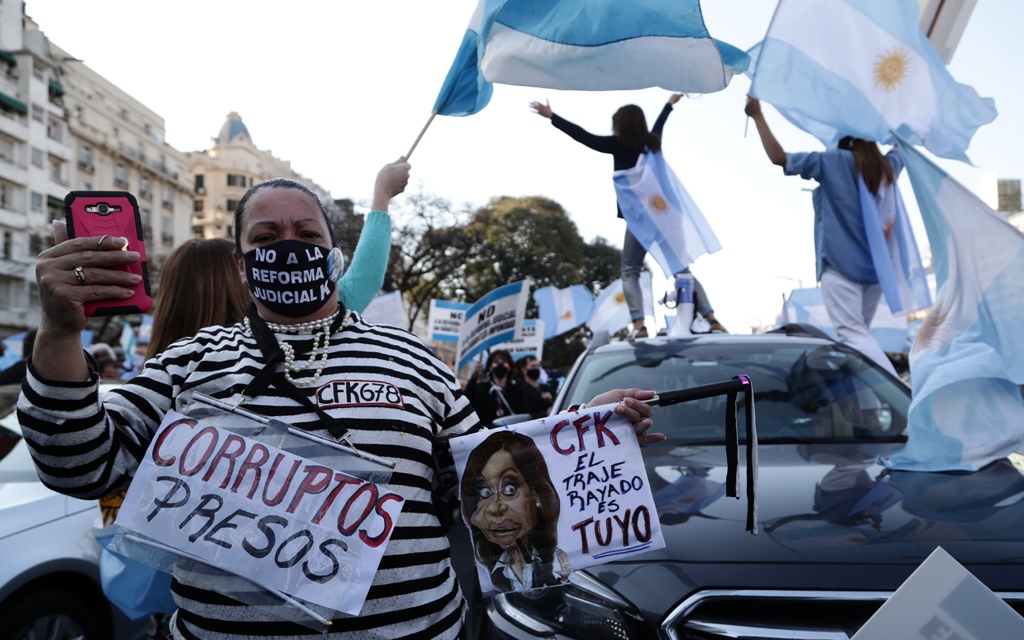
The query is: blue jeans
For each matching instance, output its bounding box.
[621,229,646,321]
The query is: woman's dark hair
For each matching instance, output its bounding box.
[146,238,250,360]
[486,349,513,371]
[839,137,894,195]
[460,430,562,590]
[612,104,661,155]
[232,177,336,253]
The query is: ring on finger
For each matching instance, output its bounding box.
[73,266,86,285]
[97,234,111,251]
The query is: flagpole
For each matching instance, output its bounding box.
[406,111,437,160]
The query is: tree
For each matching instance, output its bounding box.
[462,196,621,370]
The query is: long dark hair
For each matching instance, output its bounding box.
[840,137,894,195]
[612,104,662,155]
[460,431,562,590]
[146,238,250,360]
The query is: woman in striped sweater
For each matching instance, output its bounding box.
[18,157,657,640]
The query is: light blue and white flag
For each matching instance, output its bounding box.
[883,138,1024,472]
[587,272,653,336]
[479,0,749,94]
[434,0,749,117]
[457,279,532,373]
[432,0,494,116]
[532,284,594,340]
[747,0,996,161]
[0,331,26,371]
[613,151,721,279]
[778,287,909,353]
[859,177,931,315]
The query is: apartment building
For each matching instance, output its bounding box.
[0,2,192,335]
[188,111,337,242]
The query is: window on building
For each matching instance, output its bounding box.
[31,147,43,167]
[226,199,240,212]
[194,198,204,212]
[194,174,204,191]
[31,104,43,123]
[30,191,42,211]
[120,108,129,121]
[46,116,63,142]
[78,143,94,172]
[0,276,14,309]
[0,137,14,163]
[32,60,43,80]
[2,230,11,258]
[141,207,151,237]
[139,175,151,199]
[192,225,204,237]
[0,182,11,210]
[28,282,40,308]
[48,156,65,185]
[162,189,174,209]
[114,164,128,188]
[226,174,246,187]
[73,104,84,119]
[161,214,173,245]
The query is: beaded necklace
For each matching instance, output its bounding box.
[244,310,341,385]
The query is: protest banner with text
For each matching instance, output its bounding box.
[115,411,405,615]
[450,403,664,593]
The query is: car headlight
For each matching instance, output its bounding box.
[492,570,645,640]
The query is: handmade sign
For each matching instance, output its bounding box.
[115,410,405,615]
[451,403,664,593]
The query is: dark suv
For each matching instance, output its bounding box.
[480,328,1024,639]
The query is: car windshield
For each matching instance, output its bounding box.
[559,340,910,444]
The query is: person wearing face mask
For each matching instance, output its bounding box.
[17,155,660,640]
[511,355,553,419]
[469,349,517,428]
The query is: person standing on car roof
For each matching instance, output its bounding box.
[745,96,900,375]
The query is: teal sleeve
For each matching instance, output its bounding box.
[337,210,392,313]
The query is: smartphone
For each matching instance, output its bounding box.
[64,191,153,317]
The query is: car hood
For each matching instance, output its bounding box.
[0,480,95,540]
[636,441,1024,567]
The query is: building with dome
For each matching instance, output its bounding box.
[187,112,336,241]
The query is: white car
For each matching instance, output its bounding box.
[0,383,145,639]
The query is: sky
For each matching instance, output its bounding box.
[25,1,1023,334]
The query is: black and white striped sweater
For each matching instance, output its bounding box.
[18,312,481,640]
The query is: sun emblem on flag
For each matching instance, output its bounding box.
[650,195,668,212]
[614,292,626,304]
[873,46,911,93]
[560,310,572,320]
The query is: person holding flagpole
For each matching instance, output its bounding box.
[531,94,684,339]
[744,96,901,376]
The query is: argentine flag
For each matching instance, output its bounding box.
[433,0,749,117]
[480,0,748,94]
[858,177,931,316]
[587,273,653,336]
[613,151,721,279]
[748,0,996,161]
[533,284,594,340]
[433,1,494,116]
[883,138,1024,472]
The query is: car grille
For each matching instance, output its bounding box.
[662,589,1024,639]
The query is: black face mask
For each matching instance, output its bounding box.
[492,364,509,379]
[243,239,337,318]
[526,369,541,381]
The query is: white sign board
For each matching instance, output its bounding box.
[491,319,544,362]
[456,280,531,372]
[116,411,405,615]
[450,403,664,594]
[428,299,471,343]
[852,546,1024,639]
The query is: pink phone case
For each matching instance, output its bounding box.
[64,191,153,316]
